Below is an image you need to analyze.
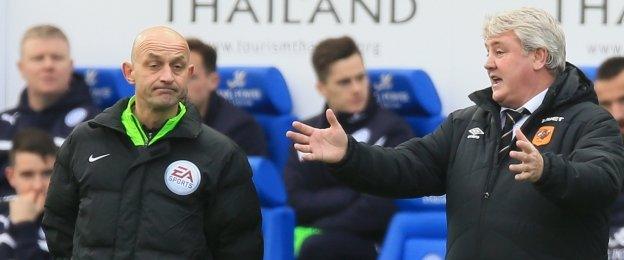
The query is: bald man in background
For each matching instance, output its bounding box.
[42,26,262,259]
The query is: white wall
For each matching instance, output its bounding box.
[3,0,624,118]
[0,0,7,110]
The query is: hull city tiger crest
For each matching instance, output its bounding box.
[164,160,201,195]
[532,126,555,146]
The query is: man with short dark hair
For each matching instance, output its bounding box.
[594,57,624,259]
[285,36,413,260]
[0,24,99,195]
[186,38,267,156]
[0,128,57,259]
[288,8,624,259]
[43,26,262,259]
[596,57,624,135]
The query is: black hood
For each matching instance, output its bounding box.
[469,62,596,113]
[16,73,94,114]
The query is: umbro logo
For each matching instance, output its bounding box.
[467,127,484,139]
[88,154,110,162]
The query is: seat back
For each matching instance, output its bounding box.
[403,239,446,260]
[378,212,447,260]
[395,195,446,212]
[248,157,287,208]
[75,67,134,110]
[219,67,296,170]
[579,66,597,81]
[248,156,294,260]
[368,69,444,137]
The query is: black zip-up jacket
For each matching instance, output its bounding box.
[203,94,268,157]
[0,74,99,195]
[42,98,263,259]
[285,100,413,240]
[330,63,624,259]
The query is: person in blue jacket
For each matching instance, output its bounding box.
[0,128,57,259]
[0,25,99,195]
[284,36,413,260]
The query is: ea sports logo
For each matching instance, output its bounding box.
[164,160,201,196]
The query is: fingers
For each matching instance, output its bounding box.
[286,131,310,145]
[514,171,532,181]
[35,191,46,209]
[294,143,312,153]
[326,109,340,128]
[509,150,528,162]
[291,121,316,136]
[509,162,532,182]
[515,128,528,142]
[508,162,525,174]
[515,139,535,154]
[301,152,316,161]
[23,191,37,203]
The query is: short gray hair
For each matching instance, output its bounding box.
[483,7,566,75]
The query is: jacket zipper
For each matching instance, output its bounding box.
[476,113,501,256]
[130,115,150,145]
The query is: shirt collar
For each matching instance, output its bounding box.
[500,88,549,115]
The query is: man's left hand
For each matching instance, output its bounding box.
[509,129,544,182]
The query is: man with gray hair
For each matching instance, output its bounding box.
[0,24,99,195]
[287,7,624,259]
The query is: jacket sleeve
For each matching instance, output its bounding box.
[284,147,359,224]
[534,110,624,210]
[205,147,263,260]
[310,120,412,236]
[9,221,50,259]
[329,113,457,198]
[42,134,78,259]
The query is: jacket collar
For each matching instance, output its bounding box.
[17,73,94,114]
[90,97,202,140]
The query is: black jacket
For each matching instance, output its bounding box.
[331,63,624,259]
[42,98,262,259]
[285,100,413,241]
[0,74,99,195]
[204,94,268,157]
[0,199,50,259]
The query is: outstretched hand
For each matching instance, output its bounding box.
[509,129,544,182]
[286,109,348,163]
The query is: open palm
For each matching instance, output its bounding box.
[286,109,348,163]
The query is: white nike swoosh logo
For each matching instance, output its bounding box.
[89,154,110,163]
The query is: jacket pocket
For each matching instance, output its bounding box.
[76,192,121,247]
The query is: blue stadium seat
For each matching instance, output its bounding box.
[219,67,297,171]
[395,195,446,212]
[579,66,597,81]
[378,212,447,260]
[248,156,294,260]
[402,239,446,260]
[74,67,134,110]
[368,69,444,137]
